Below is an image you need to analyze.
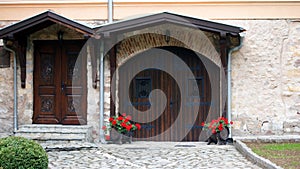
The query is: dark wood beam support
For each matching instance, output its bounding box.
[219,32,229,118]
[15,38,27,88]
[219,32,228,69]
[89,38,99,89]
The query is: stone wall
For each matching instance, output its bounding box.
[222,19,300,136]
[0,54,14,136]
[0,21,15,137]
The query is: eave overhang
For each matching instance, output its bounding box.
[96,12,245,37]
[0,10,94,39]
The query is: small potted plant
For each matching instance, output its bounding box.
[102,113,141,144]
[201,117,233,145]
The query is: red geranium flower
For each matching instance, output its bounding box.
[117,116,123,121]
[126,124,132,131]
[103,114,142,137]
[218,123,223,131]
[201,116,233,133]
[135,123,141,130]
[105,135,110,140]
[121,122,127,128]
[224,119,229,125]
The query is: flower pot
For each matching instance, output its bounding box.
[121,133,133,144]
[216,132,223,145]
[110,129,133,144]
[205,127,229,145]
[110,129,122,144]
[216,127,229,145]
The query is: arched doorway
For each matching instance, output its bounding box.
[118,46,218,141]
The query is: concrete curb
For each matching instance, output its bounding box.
[234,135,300,169]
[234,135,300,143]
[234,140,283,169]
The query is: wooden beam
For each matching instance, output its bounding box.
[15,38,27,88]
[219,33,229,117]
[89,38,99,89]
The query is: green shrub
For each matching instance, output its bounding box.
[0,136,48,169]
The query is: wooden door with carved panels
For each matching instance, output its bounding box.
[33,40,87,125]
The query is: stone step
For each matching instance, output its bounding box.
[15,124,93,143]
[40,141,98,152]
[17,124,91,133]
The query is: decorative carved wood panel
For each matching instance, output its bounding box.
[33,40,87,125]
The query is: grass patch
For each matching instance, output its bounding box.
[262,143,300,151]
[247,143,300,169]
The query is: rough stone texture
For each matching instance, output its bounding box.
[0,55,13,134]
[116,23,222,67]
[222,20,300,136]
[80,20,105,28]
[103,57,111,131]
[86,44,100,142]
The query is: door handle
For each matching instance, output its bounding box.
[61,82,66,93]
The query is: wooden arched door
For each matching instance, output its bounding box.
[119,46,218,141]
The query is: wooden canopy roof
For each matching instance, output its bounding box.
[0,10,94,39]
[95,12,245,37]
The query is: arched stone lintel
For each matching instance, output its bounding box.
[114,24,222,68]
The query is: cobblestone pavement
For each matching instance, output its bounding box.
[47,142,261,169]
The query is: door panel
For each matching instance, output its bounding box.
[61,42,87,124]
[33,40,87,125]
[129,70,180,141]
[33,42,60,124]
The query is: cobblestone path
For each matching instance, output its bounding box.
[47,142,261,169]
